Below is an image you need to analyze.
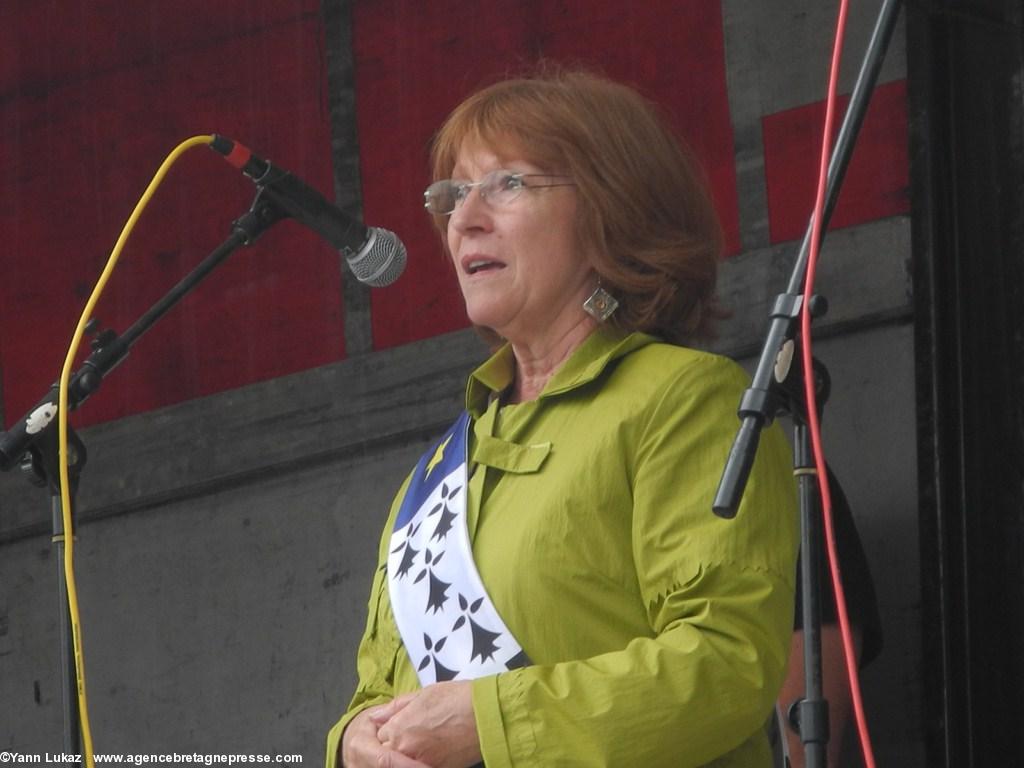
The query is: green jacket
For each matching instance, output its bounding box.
[327,329,798,767]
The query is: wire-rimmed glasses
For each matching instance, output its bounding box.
[424,169,575,215]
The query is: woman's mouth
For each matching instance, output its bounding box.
[464,258,506,275]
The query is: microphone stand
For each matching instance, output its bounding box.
[782,352,834,768]
[712,0,903,765]
[0,188,287,752]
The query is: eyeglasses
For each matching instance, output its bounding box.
[423,170,575,215]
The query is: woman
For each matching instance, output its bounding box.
[327,69,798,768]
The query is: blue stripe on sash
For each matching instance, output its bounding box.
[394,411,471,531]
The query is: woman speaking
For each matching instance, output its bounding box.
[327,69,798,768]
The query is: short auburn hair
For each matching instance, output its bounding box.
[429,67,725,344]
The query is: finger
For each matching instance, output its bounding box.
[376,749,432,768]
[363,702,392,722]
[343,708,395,768]
[376,721,394,744]
[369,692,416,724]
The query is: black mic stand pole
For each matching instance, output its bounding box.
[0,188,288,753]
[17,418,89,754]
[711,0,903,765]
[778,353,834,768]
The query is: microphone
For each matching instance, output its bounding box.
[209,135,406,287]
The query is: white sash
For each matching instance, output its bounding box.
[387,411,529,685]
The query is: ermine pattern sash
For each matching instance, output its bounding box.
[387,411,529,685]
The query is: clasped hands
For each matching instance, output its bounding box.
[341,680,482,768]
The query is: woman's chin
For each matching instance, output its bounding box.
[463,305,513,338]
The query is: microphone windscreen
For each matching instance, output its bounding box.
[345,228,407,287]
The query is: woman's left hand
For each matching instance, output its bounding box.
[372,681,482,768]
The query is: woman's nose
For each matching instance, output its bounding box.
[449,185,491,232]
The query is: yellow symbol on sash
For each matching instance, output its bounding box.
[425,434,453,479]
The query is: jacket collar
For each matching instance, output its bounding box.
[465,328,657,417]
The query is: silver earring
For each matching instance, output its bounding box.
[583,281,619,322]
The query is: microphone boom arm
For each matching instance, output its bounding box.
[0,193,284,472]
[712,0,904,517]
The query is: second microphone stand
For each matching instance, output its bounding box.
[713,1,904,765]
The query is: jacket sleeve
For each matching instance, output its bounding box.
[325,475,414,768]
[471,358,799,767]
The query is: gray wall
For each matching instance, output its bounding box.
[0,332,482,757]
[0,0,921,764]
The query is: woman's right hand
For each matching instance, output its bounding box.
[341,705,433,768]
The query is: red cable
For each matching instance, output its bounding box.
[799,1,878,766]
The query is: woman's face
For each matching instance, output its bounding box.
[446,143,594,348]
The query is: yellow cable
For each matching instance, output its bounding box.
[57,134,214,767]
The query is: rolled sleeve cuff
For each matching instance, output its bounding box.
[472,673,535,768]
